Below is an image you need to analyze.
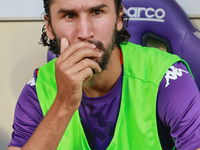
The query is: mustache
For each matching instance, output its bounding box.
[87,40,106,52]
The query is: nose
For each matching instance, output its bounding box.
[76,15,94,41]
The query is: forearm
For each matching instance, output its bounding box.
[21,97,75,150]
[19,39,101,150]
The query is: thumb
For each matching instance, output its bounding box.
[60,38,69,54]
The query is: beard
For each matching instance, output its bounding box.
[87,30,117,72]
[52,26,117,73]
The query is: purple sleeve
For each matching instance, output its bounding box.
[157,62,200,149]
[8,69,43,148]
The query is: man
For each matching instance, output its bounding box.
[8,0,200,149]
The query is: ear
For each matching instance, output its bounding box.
[116,5,124,31]
[44,15,55,40]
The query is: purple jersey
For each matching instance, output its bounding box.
[9,62,200,149]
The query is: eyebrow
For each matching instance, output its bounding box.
[57,4,108,14]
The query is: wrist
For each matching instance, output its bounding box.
[53,96,78,118]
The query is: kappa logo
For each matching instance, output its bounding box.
[27,77,36,86]
[165,66,188,87]
[194,31,200,39]
[124,7,166,22]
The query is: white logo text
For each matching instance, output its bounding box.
[124,7,166,22]
[27,77,36,86]
[165,66,188,87]
[194,31,200,39]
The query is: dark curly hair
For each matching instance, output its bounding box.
[40,0,131,55]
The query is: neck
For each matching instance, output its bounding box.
[82,45,122,97]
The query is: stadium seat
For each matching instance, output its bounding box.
[123,0,200,91]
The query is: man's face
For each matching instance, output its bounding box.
[46,0,123,71]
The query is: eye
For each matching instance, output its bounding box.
[64,12,78,22]
[66,13,76,19]
[92,10,102,16]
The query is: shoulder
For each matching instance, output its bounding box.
[16,68,43,119]
[9,69,43,148]
[157,61,198,124]
[157,61,200,149]
[121,42,179,60]
[19,69,38,101]
[121,42,182,84]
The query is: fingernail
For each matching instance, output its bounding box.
[91,44,96,48]
[94,68,102,74]
[98,51,102,56]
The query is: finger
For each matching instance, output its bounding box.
[58,41,96,63]
[60,38,69,54]
[61,58,101,84]
[57,47,102,72]
[74,67,94,83]
[82,68,94,83]
[67,58,102,75]
[67,48,102,65]
[59,64,94,86]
